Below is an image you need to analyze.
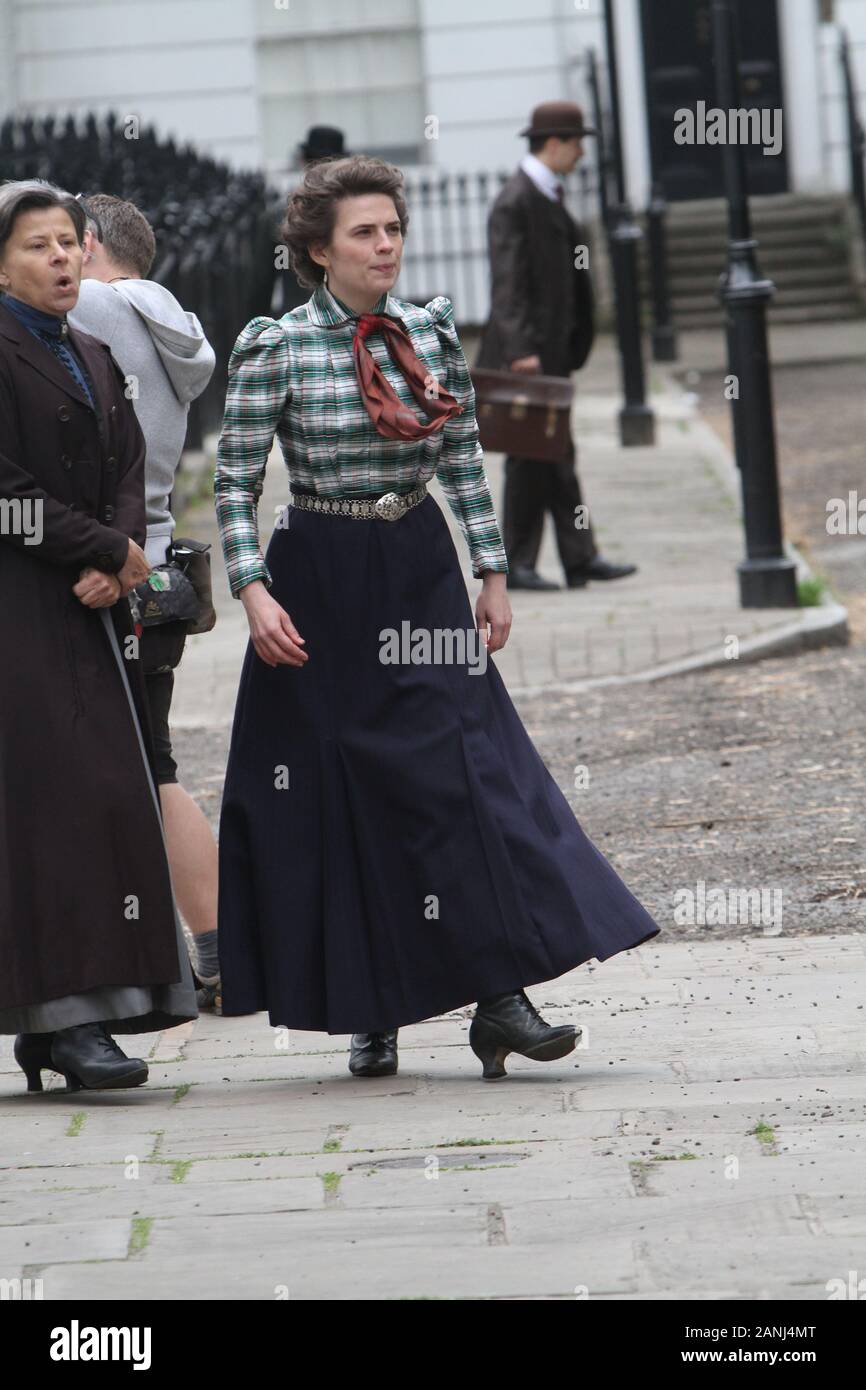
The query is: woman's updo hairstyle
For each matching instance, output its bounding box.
[280,154,410,289]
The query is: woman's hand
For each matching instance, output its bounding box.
[240,580,308,668]
[73,567,123,608]
[475,572,511,654]
[116,538,150,596]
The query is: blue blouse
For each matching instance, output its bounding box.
[1,293,96,409]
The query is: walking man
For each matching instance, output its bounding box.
[477,100,637,591]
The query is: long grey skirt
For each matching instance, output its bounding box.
[0,610,198,1035]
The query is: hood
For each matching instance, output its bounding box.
[111,279,215,405]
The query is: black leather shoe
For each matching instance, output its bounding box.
[569,558,638,584]
[13,1032,56,1093]
[469,990,579,1080]
[506,567,560,592]
[49,1024,148,1092]
[349,1030,399,1077]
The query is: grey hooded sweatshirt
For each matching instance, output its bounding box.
[70,279,216,566]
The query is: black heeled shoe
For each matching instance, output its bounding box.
[13,1032,56,1093]
[348,1030,399,1077]
[49,1024,148,1091]
[469,990,579,1080]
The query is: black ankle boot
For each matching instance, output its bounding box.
[13,1032,56,1093]
[49,1024,148,1092]
[348,1030,398,1077]
[469,990,578,1080]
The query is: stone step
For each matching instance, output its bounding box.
[660,245,850,273]
[671,300,865,326]
[665,264,851,295]
[664,224,850,252]
[665,214,848,242]
[672,283,859,310]
[636,191,864,325]
[665,193,849,223]
[675,266,850,297]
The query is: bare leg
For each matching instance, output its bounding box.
[158,783,218,939]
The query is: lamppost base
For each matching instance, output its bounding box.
[651,325,678,362]
[619,405,656,447]
[737,556,799,609]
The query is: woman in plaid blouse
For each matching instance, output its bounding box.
[214,156,659,1080]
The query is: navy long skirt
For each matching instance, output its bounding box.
[218,492,660,1033]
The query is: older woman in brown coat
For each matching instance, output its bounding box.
[0,179,196,1092]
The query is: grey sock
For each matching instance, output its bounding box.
[194,929,220,980]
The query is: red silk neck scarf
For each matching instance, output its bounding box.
[352,313,463,441]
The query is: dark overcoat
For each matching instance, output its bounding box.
[0,301,182,1010]
[476,168,596,378]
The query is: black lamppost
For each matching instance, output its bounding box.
[712,0,798,608]
[647,181,678,361]
[602,0,656,446]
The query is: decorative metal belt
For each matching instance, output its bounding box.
[290,485,427,521]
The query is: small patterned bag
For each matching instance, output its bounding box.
[129,539,214,675]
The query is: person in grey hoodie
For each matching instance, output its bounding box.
[69,194,221,1009]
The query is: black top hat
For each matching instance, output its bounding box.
[299,126,348,162]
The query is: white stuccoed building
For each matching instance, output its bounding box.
[0,0,263,170]
[1,0,864,196]
[1,0,865,323]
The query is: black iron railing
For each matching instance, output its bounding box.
[0,111,277,441]
[840,29,866,245]
[391,163,601,324]
[0,110,617,408]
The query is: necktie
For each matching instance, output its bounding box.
[554,184,564,204]
[352,314,463,441]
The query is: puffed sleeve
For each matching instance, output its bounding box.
[426,296,508,578]
[214,316,291,598]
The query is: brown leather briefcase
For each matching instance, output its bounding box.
[470,367,574,462]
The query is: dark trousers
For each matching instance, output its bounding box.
[503,443,598,576]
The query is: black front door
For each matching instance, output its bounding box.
[641,0,789,201]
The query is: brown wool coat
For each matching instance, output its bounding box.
[476,168,596,377]
[0,300,181,1009]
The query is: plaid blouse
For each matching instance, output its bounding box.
[214,283,509,596]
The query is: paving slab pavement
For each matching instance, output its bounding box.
[1,936,863,1300]
[3,324,860,1303]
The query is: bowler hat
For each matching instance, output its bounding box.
[299,125,348,162]
[520,101,596,140]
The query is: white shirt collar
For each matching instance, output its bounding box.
[520,152,562,202]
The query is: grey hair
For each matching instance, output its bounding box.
[0,179,86,255]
